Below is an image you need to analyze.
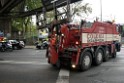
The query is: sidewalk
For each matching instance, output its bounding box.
[25,45,35,49]
[122,45,124,48]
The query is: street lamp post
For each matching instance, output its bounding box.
[18,31,21,41]
[100,0,102,21]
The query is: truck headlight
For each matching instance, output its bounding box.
[61,34,64,36]
[72,64,76,68]
[75,41,79,45]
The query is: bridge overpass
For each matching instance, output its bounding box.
[0,0,80,38]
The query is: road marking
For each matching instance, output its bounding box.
[0,60,48,65]
[56,69,70,83]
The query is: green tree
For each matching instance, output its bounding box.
[25,0,42,11]
[11,0,42,40]
[45,1,92,23]
[61,1,92,21]
[46,11,54,24]
[71,1,92,16]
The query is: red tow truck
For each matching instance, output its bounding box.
[46,20,121,71]
[38,0,122,71]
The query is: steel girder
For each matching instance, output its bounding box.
[0,0,81,18]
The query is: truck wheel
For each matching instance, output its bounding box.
[112,48,117,58]
[56,59,61,69]
[103,47,110,62]
[80,51,92,71]
[94,49,103,66]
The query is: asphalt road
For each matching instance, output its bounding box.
[70,47,124,83]
[0,49,59,83]
[0,47,124,83]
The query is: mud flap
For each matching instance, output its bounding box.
[49,45,58,64]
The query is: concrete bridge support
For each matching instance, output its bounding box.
[0,19,11,38]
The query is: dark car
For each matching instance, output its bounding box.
[0,41,13,52]
[8,40,23,50]
[0,42,4,52]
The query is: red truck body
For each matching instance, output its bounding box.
[0,37,4,42]
[46,21,121,71]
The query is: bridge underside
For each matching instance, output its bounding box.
[0,0,81,19]
[0,0,80,38]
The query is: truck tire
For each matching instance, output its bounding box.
[52,59,61,69]
[103,47,110,62]
[55,59,61,69]
[112,48,117,58]
[79,51,92,71]
[94,49,103,66]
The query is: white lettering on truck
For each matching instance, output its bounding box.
[87,33,104,42]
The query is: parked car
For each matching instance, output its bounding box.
[6,41,13,51]
[19,41,25,48]
[0,41,13,52]
[35,40,49,49]
[8,40,23,50]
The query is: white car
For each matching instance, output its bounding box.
[19,41,25,48]
[8,40,22,49]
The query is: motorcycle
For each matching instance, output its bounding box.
[35,40,49,49]
[0,42,5,52]
[41,40,49,49]
[0,42,13,52]
[6,42,13,51]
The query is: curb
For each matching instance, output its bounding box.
[24,46,35,49]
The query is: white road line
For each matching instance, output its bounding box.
[0,60,48,65]
[56,69,70,83]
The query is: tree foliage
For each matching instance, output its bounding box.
[11,0,92,41]
[11,0,43,32]
[25,0,42,11]
[71,1,92,16]
[46,11,55,24]
[61,1,92,21]
[46,1,92,23]
[12,18,24,31]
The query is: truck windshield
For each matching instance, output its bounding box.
[83,22,93,28]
